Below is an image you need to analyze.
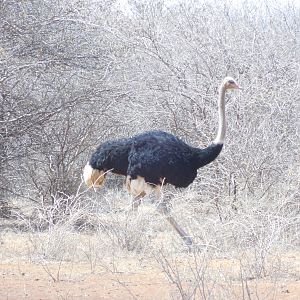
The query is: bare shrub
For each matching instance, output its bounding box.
[0,0,299,297]
[155,244,294,300]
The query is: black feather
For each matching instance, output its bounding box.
[89,130,223,188]
[90,138,132,175]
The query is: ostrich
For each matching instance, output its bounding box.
[83,77,240,246]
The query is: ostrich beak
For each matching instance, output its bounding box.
[232,82,242,90]
[233,82,242,90]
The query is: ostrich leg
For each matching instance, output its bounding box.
[156,199,193,247]
[132,192,146,211]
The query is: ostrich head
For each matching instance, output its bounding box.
[223,77,241,90]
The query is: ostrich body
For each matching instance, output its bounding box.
[83,77,240,245]
[87,131,223,187]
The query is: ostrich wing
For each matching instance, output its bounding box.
[127,131,197,188]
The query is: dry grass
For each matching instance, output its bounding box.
[0,185,299,299]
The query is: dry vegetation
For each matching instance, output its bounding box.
[0,0,299,299]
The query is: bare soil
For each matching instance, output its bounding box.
[0,261,170,299]
[0,259,299,299]
[0,222,299,299]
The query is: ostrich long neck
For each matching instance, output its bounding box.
[193,82,226,169]
[214,84,226,145]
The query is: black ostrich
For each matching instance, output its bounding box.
[83,77,240,245]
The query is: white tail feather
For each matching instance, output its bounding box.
[83,163,105,188]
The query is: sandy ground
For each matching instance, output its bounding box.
[0,259,299,300]
[0,222,299,299]
[0,261,170,299]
